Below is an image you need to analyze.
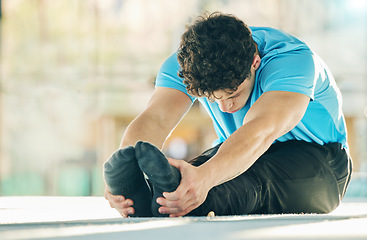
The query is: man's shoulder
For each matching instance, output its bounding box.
[161,52,180,70]
[250,26,291,39]
[252,27,310,57]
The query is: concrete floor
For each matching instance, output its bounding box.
[1,197,367,240]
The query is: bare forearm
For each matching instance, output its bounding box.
[198,91,309,189]
[120,113,171,150]
[198,119,276,188]
[119,88,192,150]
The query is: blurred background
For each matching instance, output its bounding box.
[0,0,366,197]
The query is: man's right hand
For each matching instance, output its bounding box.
[104,186,135,218]
[104,87,193,218]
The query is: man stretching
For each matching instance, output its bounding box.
[104,12,352,217]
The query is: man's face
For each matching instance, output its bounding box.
[213,73,255,113]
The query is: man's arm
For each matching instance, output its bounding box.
[120,87,193,149]
[105,87,192,217]
[159,90,310,217]
[201,91,310,187]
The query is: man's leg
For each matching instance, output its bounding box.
[104,146,153,217]
[135,141,181,217]
[188,140,352,216]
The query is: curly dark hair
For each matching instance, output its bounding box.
[177,12,256,99]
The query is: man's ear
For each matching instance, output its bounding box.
[252,55,261,70]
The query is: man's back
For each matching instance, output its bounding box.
[156,27,347,149]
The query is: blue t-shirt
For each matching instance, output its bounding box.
[155,27,348,149]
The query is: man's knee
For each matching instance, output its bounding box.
[289,177,340,214]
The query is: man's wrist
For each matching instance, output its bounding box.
[197,160,221,189]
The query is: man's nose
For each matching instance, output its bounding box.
[218,100,233,112]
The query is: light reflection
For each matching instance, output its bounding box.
[1,218,190,240]
[347,0,367,12]
[231,218,367,239]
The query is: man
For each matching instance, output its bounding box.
[104,12,352,218]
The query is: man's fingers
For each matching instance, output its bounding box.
[104,188,109,200]
[122,199,134,207]
[116,207,135,218]
[161,201,197,217]
[109,198,133,209]
[104,187,135,218]
[114,200,135,218]
[170,203,197,217]
[169,200,199,217]
[156,197,180,208]
[159,186,195,207]
[163,179,190,201]
[104,187,114,200]
[163,191,178,201]
[105,189,133,207]
[158,197,196,215]
[105,187,124,202]
[111,195,125,203]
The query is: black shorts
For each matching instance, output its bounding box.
[188,140,352,216]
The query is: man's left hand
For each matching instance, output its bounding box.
[156,158,212,217]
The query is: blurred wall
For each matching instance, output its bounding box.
[0,0,366,196]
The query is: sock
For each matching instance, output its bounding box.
[135,141,181,217]
[103,146,152,217]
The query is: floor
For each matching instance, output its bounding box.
[1,196,367,240]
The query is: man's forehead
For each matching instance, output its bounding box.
[212,82,246,100]
[212,89,238,100]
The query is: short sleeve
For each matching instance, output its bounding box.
[155,53,197,102]
[259,50,316,100]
